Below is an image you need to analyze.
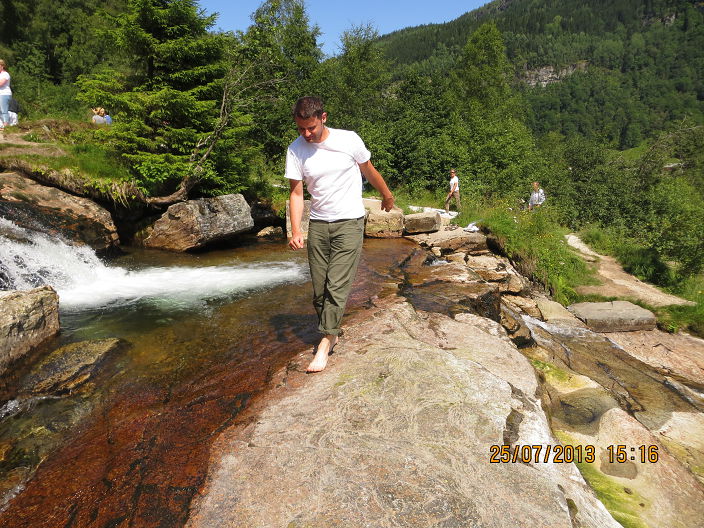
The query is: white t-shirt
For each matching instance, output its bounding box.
[285,127,370,221]
[0,72,10,96]
[449,175,459,192]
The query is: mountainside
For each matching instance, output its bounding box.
[379,0,704,147]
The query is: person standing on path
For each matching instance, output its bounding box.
[287,96,395,373]
[0,60,12,130]
[528,181,546,211]
[444,168,461,214]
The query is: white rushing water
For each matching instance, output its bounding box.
[0,217,307,310]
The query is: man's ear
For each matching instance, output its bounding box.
[321,112,328,124]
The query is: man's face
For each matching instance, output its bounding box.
[295,112,327,143]
[450,171,456,179]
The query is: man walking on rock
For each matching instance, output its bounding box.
[287,96,394,373]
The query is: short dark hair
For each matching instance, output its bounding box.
[292,96,324,120]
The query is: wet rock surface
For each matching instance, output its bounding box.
[0,286,59,375]
[568,301,657,332]
[186,298,619,528]
[140,194,254,251]
[526,317,704,526]
[18,338,125,395]
[0,172,119,251]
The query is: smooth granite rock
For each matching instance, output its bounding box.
[186,299,620,528]
[568,301,656,332]
[0,286,59,375]
[141,194,254,251]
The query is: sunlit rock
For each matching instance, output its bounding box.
[0,286,59,375]
[0,172,119,251]
[140,194,254,252]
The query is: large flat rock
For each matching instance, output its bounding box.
[406,226,488,254]
[568,301,656,332]
[186,298,619,528]
[363,198,404,238]
[0,286,59,375]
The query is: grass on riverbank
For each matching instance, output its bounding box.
[447,199,594,305]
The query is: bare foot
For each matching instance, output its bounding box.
[306,335,338,373]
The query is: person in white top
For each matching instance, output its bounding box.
[287,96,394,372]
[528,181,546,211]
[0,60,12,129]
[444,168,461,213]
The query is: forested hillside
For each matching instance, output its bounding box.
[0,0,702,324]
[380,0,704,148]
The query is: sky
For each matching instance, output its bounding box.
[199,0,490,57]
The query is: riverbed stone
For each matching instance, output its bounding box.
[0,172,119,251]
[403,211,441,234]
[363,198,404,238]
[186,298,620,528]
[141,194,254,251]
[0,286,59,376]
[18,338,124,395]
[407,226,488,254]
[255,226,283,239]
[568,301,656,332]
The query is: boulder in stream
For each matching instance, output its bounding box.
[403,211,441,234]
[0,286,59,376]
[140,194,254,252]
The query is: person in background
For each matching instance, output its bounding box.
[444,168,461,214]
[287,96,394,373]
[91,107,106,125]
[99,107,112,125]
[0,60,12,130]
[528,181,546,211]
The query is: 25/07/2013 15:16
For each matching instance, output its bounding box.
[489,444,659,464]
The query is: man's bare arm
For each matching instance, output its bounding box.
[288,179,305,250]
[359,160,394,212]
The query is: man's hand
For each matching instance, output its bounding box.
[289,233,305,250]
[381,194,394,212]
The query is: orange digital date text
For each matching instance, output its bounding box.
[489,444,596,464]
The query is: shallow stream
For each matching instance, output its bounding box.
[0,224,415,527]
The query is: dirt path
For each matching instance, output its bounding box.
[0,129,66,157]
[566,233,694,307]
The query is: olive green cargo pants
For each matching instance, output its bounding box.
[307,217,365,336]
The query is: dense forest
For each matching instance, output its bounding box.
[0,0,703,299]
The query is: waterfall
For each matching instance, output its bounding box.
[0,217,307,310]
